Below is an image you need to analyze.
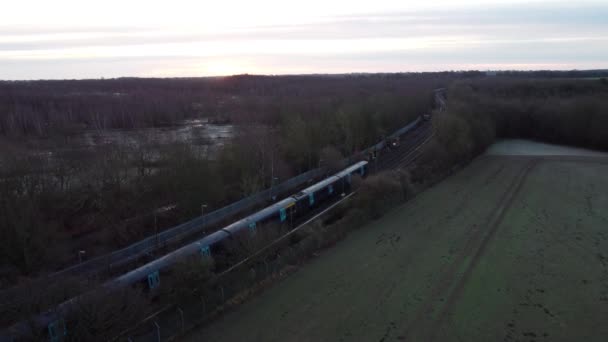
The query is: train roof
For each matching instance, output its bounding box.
[335,160,368,178]
[362,116,421,153]
[295,160,368,198]
[388,116,421,139]
[296,175,341,197]
[111,229,230,287]
[222,196,296,235]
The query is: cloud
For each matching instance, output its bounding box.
[1,1,607,79]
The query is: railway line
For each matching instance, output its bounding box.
[373,88,444,173]
[375,120,433,172]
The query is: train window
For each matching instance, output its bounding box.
[328,184,334,194]
[360,165,365,176]
[48,322,58,341]
[248,222,257,234]
[200,245,211,257]
[279,208,287,222]
[48,319,66,342]
[147,271,160,289]
[308,193,315,206]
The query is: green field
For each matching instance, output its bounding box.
[183,153,608,342]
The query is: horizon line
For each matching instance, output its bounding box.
[2,68,608,82]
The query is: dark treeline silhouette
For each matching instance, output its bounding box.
[0,74,448,136]
[416,77,608,180]
[452,77,608,150]
[0,78,206,135]
[3,71,603,136]
[491,69,608,79]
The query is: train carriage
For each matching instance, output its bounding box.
[293,175,341,215]
[104,161,369,293]
[335,160,368,193]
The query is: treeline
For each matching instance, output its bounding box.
[415,77,608,180]
[0,74,447,136]
[0,78,205,135]
[491,70,608,79]
[0,74,445,284]
[2,71,605,137]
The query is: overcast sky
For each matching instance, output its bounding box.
[1,0,607,79]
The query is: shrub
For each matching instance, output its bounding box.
[164,256,216,302]
[65,286,151,342]
[354,172,403,219]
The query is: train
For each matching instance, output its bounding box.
[112,160,368,290]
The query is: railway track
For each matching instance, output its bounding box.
[373,88,444,173]
[371,120,433,172]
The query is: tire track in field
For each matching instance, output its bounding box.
[401,158,539,341]
[427,158,540,341]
